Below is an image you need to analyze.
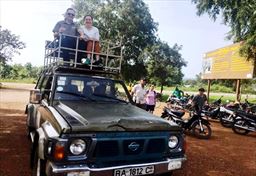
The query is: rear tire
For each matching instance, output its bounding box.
[232,119,250,135]
[192,121,212,139]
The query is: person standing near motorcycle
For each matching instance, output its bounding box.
[192,88,208,114]
[131,78,147,109]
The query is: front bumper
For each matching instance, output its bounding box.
[46,157,186,176]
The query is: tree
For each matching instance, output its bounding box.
[10,64,27,79]
[0,26,25,63]
[0,62,12,79]
[73,0,187,83]
[145,41,186,93]
[191,0,256,64]
[73,0,158,80]
[0,62,42,81]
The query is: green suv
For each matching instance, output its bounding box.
[26,66,186,176]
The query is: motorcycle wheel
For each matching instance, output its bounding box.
[192,121,212,139]
[220,113,233,128]
[232,119,250,135]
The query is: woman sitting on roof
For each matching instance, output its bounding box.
[79,15,101,65]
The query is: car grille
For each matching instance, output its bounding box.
[146,138,166,153]
[93,141,119,157]
[91,133,169,167]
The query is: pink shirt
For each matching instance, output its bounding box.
[145,90,156,105]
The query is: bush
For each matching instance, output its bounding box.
[161,94,169,102]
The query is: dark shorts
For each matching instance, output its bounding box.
[58,36,87,62]
[146,105,155,111]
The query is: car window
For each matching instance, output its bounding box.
[41,76,53,100]
[54,76,130,103]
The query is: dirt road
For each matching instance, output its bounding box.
[0,83,255,176]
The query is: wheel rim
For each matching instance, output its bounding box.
[194,123,210,137]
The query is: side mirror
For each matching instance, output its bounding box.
[30,89,42,104]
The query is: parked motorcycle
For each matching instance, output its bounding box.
[202,96,223,120]
[244,99,256,114]
[219,106,237,128]
[202,107,221,120]
[166,94,193,110]
[219,100,256,128]
[232,111,256,135]
[161,107,212,139]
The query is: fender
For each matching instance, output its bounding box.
[200,118,211,125]
[190,118,210,128]
[37,127,46,160]
[36,121,59,160]
[220,106,234,115]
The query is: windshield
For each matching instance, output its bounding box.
[54,75,131,103]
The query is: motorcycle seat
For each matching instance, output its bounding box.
[236,110,256,120]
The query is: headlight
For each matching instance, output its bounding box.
[69,139,86,155]
[168,136,179,149]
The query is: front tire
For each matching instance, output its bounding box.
[232,119,250,135]
[31,146,46,176]
[160,171,173,176]
[192,121,212,139]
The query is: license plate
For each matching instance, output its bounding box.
[168,160,182,170]
[114,165,154,176]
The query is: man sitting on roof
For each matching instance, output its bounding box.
[52,8,86,65]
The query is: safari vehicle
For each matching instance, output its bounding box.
[26,35,186,176]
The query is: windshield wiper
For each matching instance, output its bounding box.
[92,93,128,103]
[56,91,95,101]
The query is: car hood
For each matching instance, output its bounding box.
[53,101,180,132]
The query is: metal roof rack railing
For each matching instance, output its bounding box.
[44,34,123,74]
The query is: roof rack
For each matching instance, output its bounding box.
[44,34,123,74]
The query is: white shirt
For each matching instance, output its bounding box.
[132,84,146,104]
[80,26,100,41]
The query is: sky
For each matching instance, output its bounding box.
[0,0,232,78]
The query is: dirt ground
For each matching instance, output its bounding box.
[0,83,255,176]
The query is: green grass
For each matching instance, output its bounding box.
[208,95,256,104]
[157,93,256,104]
[154,85,235,94]
[154,84,256,94]
[0,78,36,84]
[160,94,169,102]
[208,95,233,103]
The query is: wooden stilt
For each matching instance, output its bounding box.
[236,79,241,102]
[207,79,211,103]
